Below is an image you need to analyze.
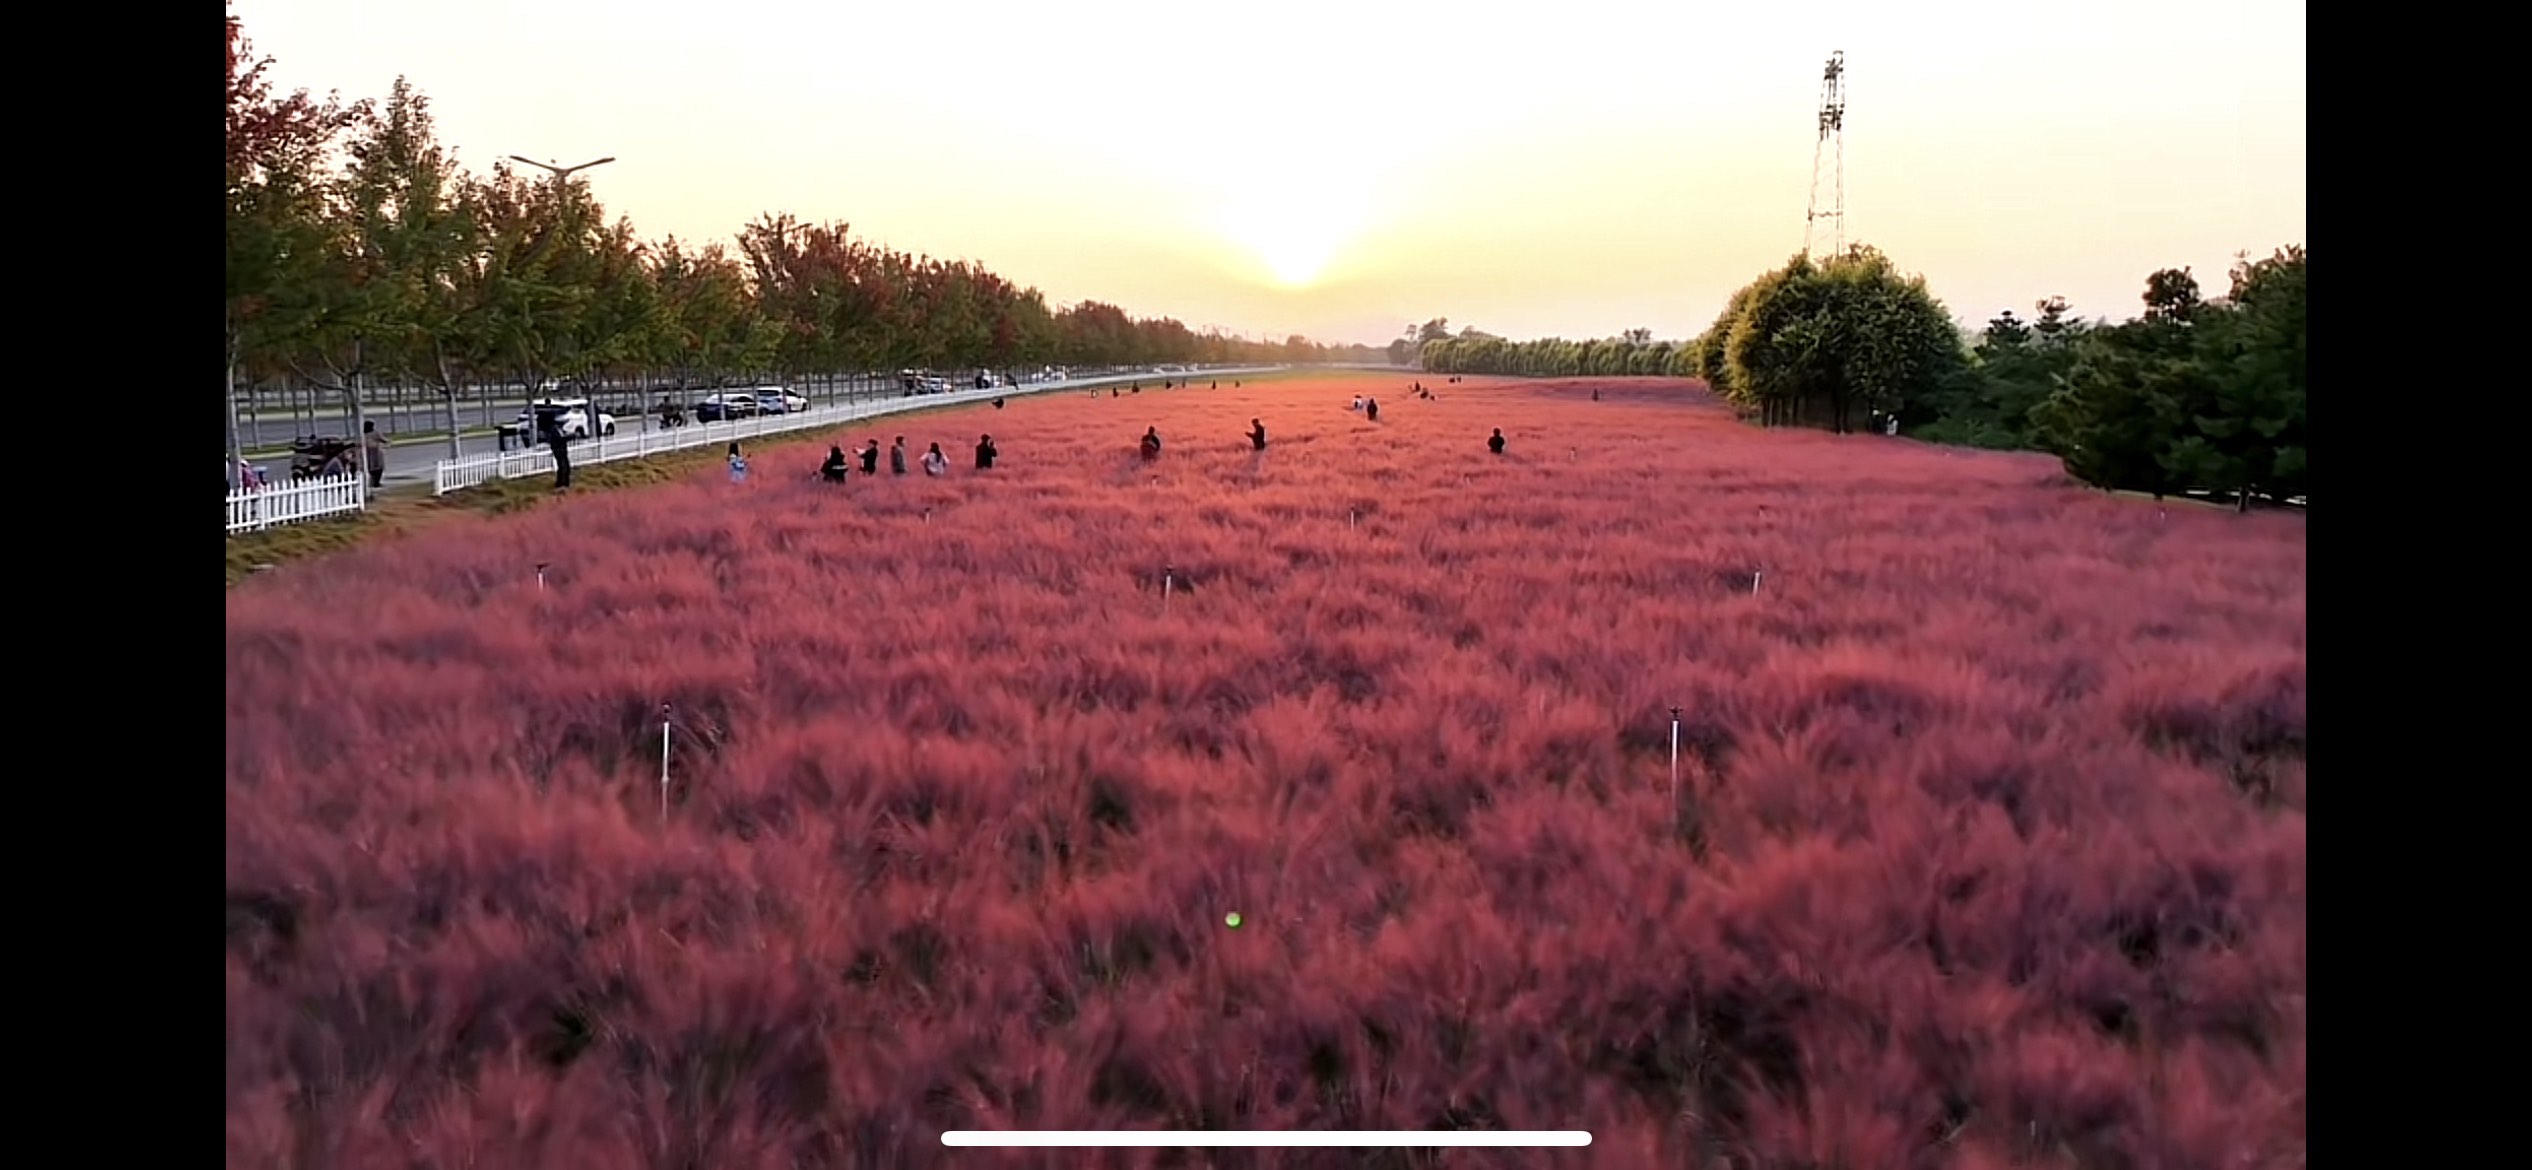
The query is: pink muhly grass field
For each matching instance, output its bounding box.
[225,376,2306,1169]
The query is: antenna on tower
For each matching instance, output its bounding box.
[1804,50,1847,262]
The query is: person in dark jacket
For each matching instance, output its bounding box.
[543,414,573,489]
[860,439,881,474]
[1365,398,1380,423]
[362,420,387,489]
[890,436,908,475]
[1140,427,1162,461]
[975,434,998,469]
[820,445,850,483]
[1248,419,1266,451]
[1487,428,1506,455]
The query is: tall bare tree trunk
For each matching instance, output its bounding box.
[227,340,246,491]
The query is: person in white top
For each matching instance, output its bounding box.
[921,443,949,475]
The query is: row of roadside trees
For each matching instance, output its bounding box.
[224,5,1376,481]
[1407,243,2306,509]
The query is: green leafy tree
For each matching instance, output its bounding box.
[2142,267,2203,323]
[343,76,476,457]
[1717,247,1967,431]
[2033,321,2191,498]
[226,4,361,484]
[2182,247,2306,508]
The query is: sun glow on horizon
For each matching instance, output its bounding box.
[1212,178,1374,290]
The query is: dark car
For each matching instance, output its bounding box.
[693,391,761,422]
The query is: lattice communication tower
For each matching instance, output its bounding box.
[1804,51,1847,261]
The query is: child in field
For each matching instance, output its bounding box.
[1140,427,1162,461]
[1488,428,1505,455]
[820,445,850,483]
[922,443,949,476]
[860,439,881,474]
[975,434,998,470]
[727,442,750,483]
[1248,419,1266,451]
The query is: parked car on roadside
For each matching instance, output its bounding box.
[751,386,808,413]
[693,392,761,422]
[501,398,617,442]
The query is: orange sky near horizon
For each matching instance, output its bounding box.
[233,0,2306,347]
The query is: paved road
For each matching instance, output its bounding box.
[240,366,1322,492]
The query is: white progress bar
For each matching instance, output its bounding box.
[942,1132,1591,1147]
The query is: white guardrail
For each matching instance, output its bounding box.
[431,366,1292,495]
[228,472,367,534]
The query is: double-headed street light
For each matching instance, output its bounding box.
[502,154,616,446]
[507,155,616,182]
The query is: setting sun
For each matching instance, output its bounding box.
[1214,179,1371,289]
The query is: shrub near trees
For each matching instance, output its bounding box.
[221,5,1379,479]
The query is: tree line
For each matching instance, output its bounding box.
[1409,244,2306,509]
[224,5,1378,470]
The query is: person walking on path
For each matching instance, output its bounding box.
[975,434,998,470]
[1248,419,1267,451]
[860,439,881,474]
[1487,428,1506,455]
[727,442,750,483]
[362,420,387,489]
[921,442,949,476]
[890,437,908,475]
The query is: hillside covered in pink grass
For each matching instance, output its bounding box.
[225,375,2306,1168]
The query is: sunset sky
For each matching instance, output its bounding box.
[234,0,2305,347]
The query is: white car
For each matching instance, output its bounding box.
[514,398,617,439]
[751,387,809,413]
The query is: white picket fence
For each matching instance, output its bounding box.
[228,473,368,534]
[432,366,1289,495]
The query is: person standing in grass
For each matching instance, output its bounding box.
[975,434,998,470]
[890,436,908,475]
[1140,427,1162,461]
[820,445,850,483]
[860,439,881,475]
[922,442,949,476]
[1248,419,1266,451]
[1365,398,1380,423]
[1488,428,1506,455]
[727,442,749,483]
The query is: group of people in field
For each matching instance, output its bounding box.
[792,432,998,485]
[708,376,1513,490]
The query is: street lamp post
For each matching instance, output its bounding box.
[502,155,616,451]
